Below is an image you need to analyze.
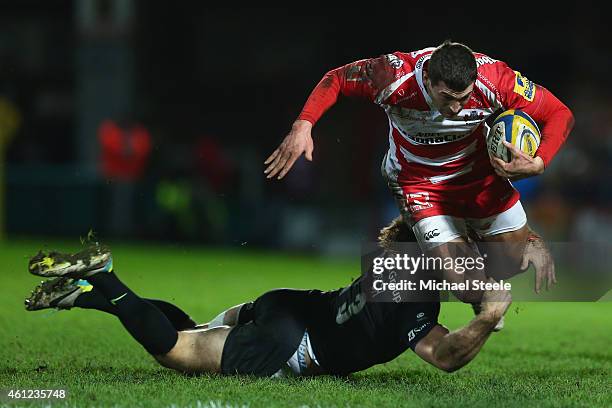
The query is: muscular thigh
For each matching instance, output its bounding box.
[466,200,529,279]
[408,207,529,300]
[156,326,231,374]
[478,224,529,280]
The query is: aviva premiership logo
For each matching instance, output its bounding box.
[513,71,536,102]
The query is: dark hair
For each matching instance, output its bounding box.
[427,40,477,91]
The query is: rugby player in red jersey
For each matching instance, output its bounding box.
[265,41,571,320]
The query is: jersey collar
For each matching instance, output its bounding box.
[415,56,436,110]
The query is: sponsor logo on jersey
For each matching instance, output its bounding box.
[463,110,485,122]
[475,55,498,67]
[415,57,425,70]
[407,133,469,145]
[408,322,430,341]
[513,71,536,102]
[423,229,440,241]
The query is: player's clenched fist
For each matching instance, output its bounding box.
[264,120,314,180]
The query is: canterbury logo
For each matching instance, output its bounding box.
[423,229,440,241]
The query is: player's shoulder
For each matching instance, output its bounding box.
[392,48,506,72]
[365,49,433,106]
[474,52,513,80]
[391,48,435,69]
[374,48,434,72]
[474,52,501,67]
[473,51,520,97]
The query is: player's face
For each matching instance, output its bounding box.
[424,71,474,118]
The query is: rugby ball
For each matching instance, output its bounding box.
[486,109,541,162]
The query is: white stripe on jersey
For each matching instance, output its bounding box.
[386,107,495,146]
[378,50,502,185]
[399,140,478,166]
[414,55,435,110]
[475,79,503,109]
[375,72,415,105]
[410,47,436,59]
[383,117,402,182]
[428,163,474,184]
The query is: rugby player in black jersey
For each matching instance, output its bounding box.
[25,218,552,377]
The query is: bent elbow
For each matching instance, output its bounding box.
[566,109,575,133]
[453,289,483,304]
[436,360,461,373]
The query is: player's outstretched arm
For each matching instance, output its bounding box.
[265,55,396,179]
[264,119,313,180]
[414,283,511,373]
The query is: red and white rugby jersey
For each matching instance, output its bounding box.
[298,47,574,186]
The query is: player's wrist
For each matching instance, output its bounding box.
[533,156,545,174]
[292,119,313,131]
[479,310,503,327]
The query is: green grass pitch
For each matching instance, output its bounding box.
[0,240,610,407]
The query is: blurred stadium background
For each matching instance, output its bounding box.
[1,2,610,251]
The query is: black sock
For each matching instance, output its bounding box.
[73,290,115,314]
[145,299,197,331]
[86,271,178,355]
[74,290,198,331]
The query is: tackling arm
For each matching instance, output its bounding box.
[414,283,511,372]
